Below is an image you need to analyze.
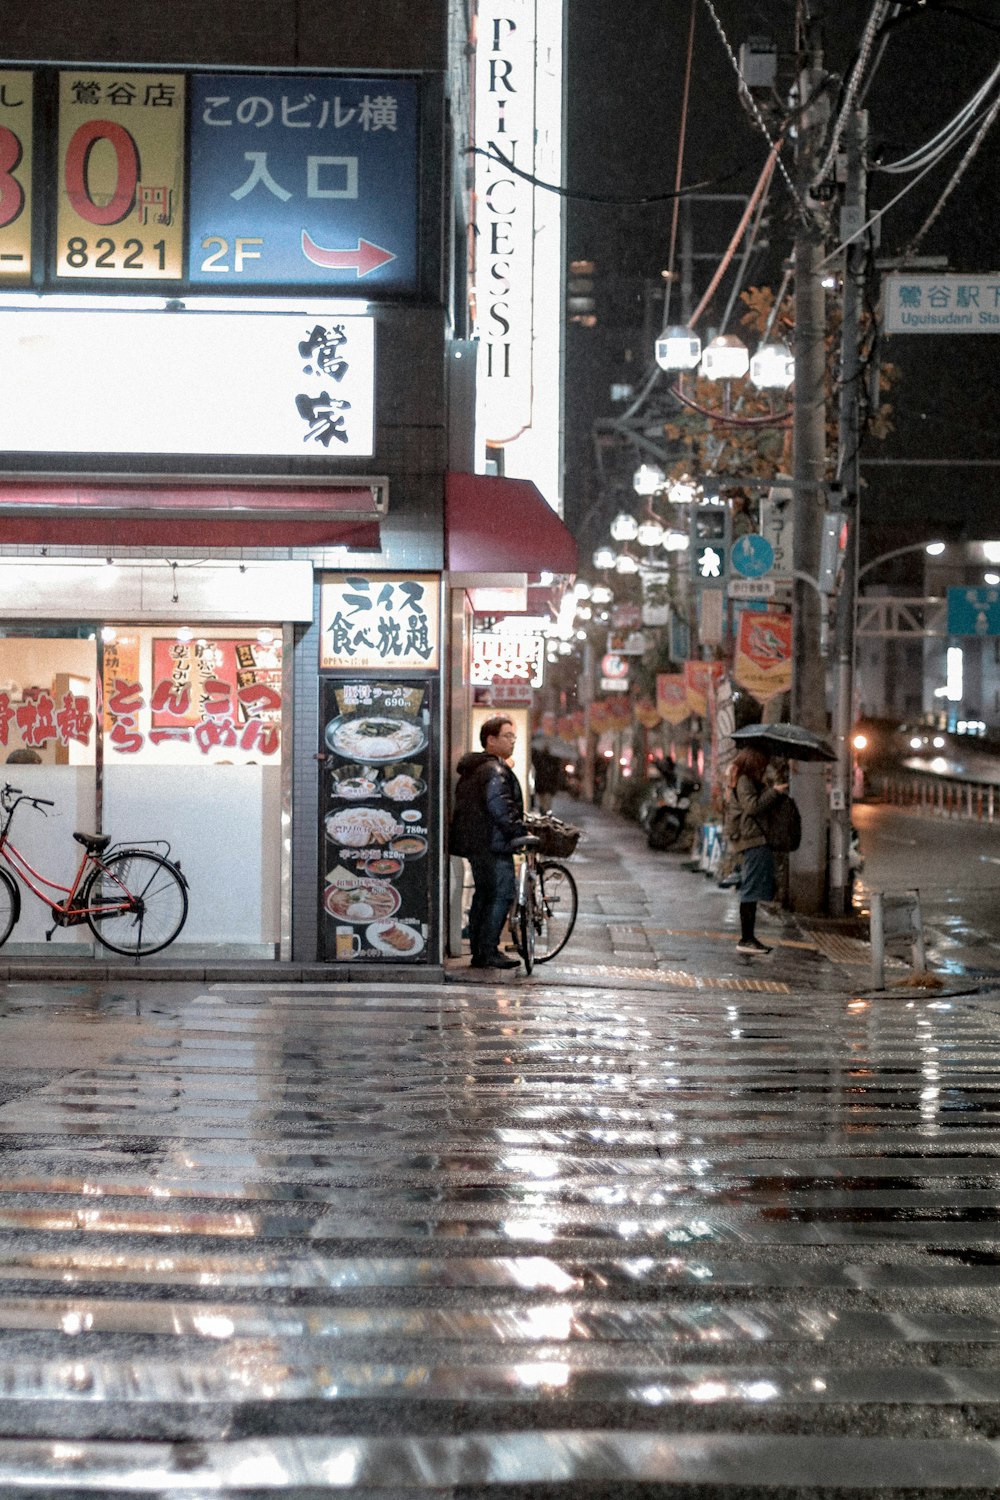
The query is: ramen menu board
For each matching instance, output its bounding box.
[320,677,435,963]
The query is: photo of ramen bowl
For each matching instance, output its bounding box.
[329,764,380,800]
[389,833,428,860]
[364,856,404,878]
[325,714,427,765]
[324,881,400,924]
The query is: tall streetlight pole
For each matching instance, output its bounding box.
[790,8,830,915]
[829,110,868,917]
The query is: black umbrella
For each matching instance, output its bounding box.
[730,722,837,763]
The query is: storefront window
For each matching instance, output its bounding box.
[101,626,284,954]
[0,625,285,955]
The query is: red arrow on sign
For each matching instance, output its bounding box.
[301,231,396,277]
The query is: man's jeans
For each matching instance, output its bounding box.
[468,854,516,960]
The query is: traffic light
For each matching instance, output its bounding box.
[567,259,597,327]
[691,502,728,582]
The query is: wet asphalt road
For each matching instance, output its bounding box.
[855,801,1000,978]
[0,803,998,1495]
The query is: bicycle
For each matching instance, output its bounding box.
[510,833,579,976]
[0,781,189,958]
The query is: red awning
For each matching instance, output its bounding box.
[0,482,381,549]
[445,472,577,577]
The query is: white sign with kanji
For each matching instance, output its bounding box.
[884,273,1000,334]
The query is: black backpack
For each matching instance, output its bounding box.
[762,791,802,853]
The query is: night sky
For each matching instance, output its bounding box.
[564,0,1000,573]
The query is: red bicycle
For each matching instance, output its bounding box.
[0,781,188,958]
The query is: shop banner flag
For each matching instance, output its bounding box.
[656,673,689,725]
[733,609,792,703]
[684,659,725,716]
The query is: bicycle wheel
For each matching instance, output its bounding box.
[515,868,535,975]
[533,861,578,963]
[0,868,19,948]
[83,850,188,957]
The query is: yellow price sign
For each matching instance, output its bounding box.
[0,71,33,283]
[57,71,185,279]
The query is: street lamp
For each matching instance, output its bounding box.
[830,535,947,914]
[633,463,666,496]
[610,510,639,542]
[858,540,945,583]
[593,546,616,571]
[654,326,701,372]
[749,340,795,390]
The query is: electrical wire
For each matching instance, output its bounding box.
[905,86,1000,254]
[813,0,893,185]
[470,145,726,206]
[698,0,809,220]
[663,0,699,326]
[816,98,994,268]
[688,139,782,328]
[877,57,1000,173]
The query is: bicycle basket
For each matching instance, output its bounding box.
[523,812,582,858]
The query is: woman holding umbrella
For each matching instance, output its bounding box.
[727,747,787,955]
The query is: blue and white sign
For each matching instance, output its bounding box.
[188,75,419,291]
[947,586,1000,637]
[730,533,775,579]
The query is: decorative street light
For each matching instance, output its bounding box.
[632,463,666,496]
[699,333,750,381]
[654,325,702,372]
[636,517,665,548]
[593,546,616,570]
[610,510,639,542]
[749,340,795,390]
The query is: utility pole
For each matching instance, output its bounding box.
[829,110,868,916]
[789,6,831,915]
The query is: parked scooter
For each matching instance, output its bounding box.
[638,758,701,850]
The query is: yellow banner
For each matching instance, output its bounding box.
[0,71,33,283]
[57,71,185,279]
[656,673,690,725]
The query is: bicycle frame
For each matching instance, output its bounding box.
[0,793,139,926]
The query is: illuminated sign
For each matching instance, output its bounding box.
[474,0,563,508]
[0,306,374,456]
[320,575,440,671]
[188,75,418,290]
[56,71,185,279]
[471,629,543,687]
[0,71,32,283]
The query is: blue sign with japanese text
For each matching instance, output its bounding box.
[188,75,419,290]
[947,586,1000,637]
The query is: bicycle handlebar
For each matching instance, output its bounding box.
[0,783,53,809]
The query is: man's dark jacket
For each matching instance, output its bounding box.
[449,751,525,857]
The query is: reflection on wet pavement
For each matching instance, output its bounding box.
[0,978,999,1493]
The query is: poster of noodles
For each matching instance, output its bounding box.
[320,677,436,963]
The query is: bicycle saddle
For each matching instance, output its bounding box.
[510,834,541,851]
[73,832,112,853]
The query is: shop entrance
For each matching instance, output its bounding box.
[0,623,284,956]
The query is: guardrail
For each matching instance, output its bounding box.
[877,774,999,822]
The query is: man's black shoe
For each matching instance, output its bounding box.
[470,952,520,969]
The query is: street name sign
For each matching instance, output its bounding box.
[884,273,1000,334]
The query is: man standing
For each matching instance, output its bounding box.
[449,715,525,971]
